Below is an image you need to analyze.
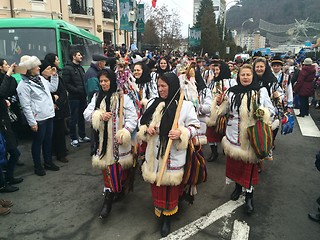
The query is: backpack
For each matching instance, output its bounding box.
[0,133,7,165]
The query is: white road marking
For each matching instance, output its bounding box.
[294,109,320,137]
[231,220,250,240]
[161,196,245,240]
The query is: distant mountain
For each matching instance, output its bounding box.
[226,0,320,36]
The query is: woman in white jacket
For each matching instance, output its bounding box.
[138,72,200,237]
[215,64,274,214]
[83,69,137,219]
[17,55,59,176]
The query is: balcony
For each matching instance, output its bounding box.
[69,4,94,16]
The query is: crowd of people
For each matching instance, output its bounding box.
[0,46,319,236]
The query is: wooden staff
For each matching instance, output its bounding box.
[156,90,185,186]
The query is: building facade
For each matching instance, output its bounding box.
[193,0,225,25]
[0,0,129,45]
[234,31,266,50]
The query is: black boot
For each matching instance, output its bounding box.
[99,191,114,219]
[230,183,242,200]
[245,192,254,214]
[207,145,219,162]
[160,215,171,237]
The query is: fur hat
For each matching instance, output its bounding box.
[303,58,313,65]
[19,55,41,70]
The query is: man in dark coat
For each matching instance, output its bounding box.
[62,50,90,147]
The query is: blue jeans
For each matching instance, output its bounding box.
[31,118,53,169]
[69,98,86,141]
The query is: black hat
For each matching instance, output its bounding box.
[252,51,262,60]
[271,55,284,66]
[40,60,51,73]
[92,54,108,61]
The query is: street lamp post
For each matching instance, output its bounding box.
[240,17,253,48]
[222,0,241,40]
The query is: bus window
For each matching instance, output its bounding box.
[59,31,71,66]
[0,28,57,64]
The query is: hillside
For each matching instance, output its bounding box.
[226,0,320,34]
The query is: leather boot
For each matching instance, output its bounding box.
[207,145,218,162]
[160,215,171,237]
[99,191,114,219]
[0,206,10,216]
[245,192,254,214]
[230,183,242,201]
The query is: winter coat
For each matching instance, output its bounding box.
[62,62,86,100]
[138,100,200,186]
[51,75,70,120]
[17,74,58,127]
[84,93,138,170]
[0,73,18,150]
[218,87,275,164]
[294,65,316,97]
[84,63,100,102]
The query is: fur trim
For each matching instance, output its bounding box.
[271,119,280,130]
[193,135,207,146]
[137,125,149,142]
[119,154,133,170]
[140,98,149,107]
[207,99,228,127]
[92,110,104,130]
[115,128,131,147]
[174,126,189,150]
[222,92,271,163]
[150,102,165,128]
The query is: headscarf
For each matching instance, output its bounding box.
[140,72,181,158]
[228,64,261,113]
[156,57,171,74]
[94,69,117,158]
[214,61,231,82]
[134,62,151,85]
[253,57,277,96]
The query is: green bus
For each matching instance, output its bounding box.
[0,18,103,70]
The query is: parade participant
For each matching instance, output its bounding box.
[203,61,215,86]
[43,54,70,163]
[83,69,138,219]
[293,58,316,117]
[228,61,238,79]
[253,57,279,159]
[0,59,22,192]
[138,72,200,237]
[271,56,294,145]
[206,61,237,162]
[133,62,158,108]
[216,64,274,214]
[17,55,60,176]
[150,58,171,84]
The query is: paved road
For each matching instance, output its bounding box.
[1,107,320,240]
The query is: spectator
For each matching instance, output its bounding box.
[0,59,22,191]
[84,54,108,102]
[17,55,60,176]
[62,50,90,147]
[293,58,316,117]
[308,150,320,222]
[44,53,70,163]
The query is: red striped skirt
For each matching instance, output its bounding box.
[206,126,224,143]
[225,156,258,189]
[102,169,129,190]
[150,184,184,213]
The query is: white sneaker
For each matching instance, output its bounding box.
[71,139,80,147]
[78,136,90,143]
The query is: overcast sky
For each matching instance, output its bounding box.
[140,0,235,37]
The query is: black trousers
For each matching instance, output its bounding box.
[299,96,309,116]
[52,118,67,159]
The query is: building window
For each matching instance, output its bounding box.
[71,0,88,15]
[102,0,115,19]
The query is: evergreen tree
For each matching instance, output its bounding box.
[195,0,220,56]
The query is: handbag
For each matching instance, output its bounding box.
[104,162,123,193]
[7,108,18,123]
[182,141,207,185]
[281,113,294,135]
[247,119,273,159]
[215,115,227,135]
